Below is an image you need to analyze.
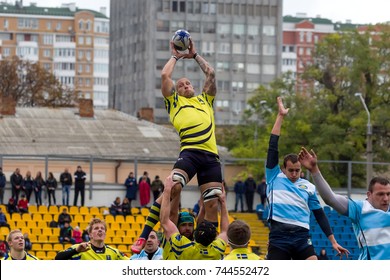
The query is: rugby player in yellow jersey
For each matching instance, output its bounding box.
[132,36,222,254]
[55,218,128,260]
[161,175,227,260]
[224,220,262,260]
[1,229,39,260]
[162,211,195,260]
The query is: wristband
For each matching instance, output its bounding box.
[193,53,198,59]
[171,55,179,61]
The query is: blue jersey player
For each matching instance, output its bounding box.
[265,97,348,260]
[299,147,390,260]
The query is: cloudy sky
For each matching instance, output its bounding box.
[19,0,390,25]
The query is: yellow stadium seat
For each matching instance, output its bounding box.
[79,222,89,231]
[110,222,120,231]
[121,223,131,230]
[112,237,122,244]
[48,235,58,243]
[79,207,89,215]
[69,206,79,215]
[53,243,64,251]
[29,234,38,242]
[7,220,15,229]
[32,213,43,222]
[46,251,57,260]
[84,214,93,223]
[90,207,100,215]
[42,243,53,251]
[31,228,41,236]
[36,251,46,260]
[43,214,53,222]
[0,205,6,212]
[117,244,128,252]
[37,221,48,228]
[115,215,125,223]
[73,215,84,223]
[28,205,38,214]
[38,205,48,213]
[122,236,133,244]
[135,215,145,224]
[131,207,140,215]
[105,215,115,223]
[106,230,115,237]
[38,235,48,243]
[32,243,42,251]
[10,213,22,222]
[42,228,52,236]
[126,229,137,238]
[26,221,37,228]
[52,227,60,236]
[140,208,149,217]
[22,213,32,221]
[58,206,68,213]
[125,216,135,224]
[99,207,109,215]
[0,227,10,236]
[115,230,125,237]
[15,220,26,229]
[48,206,59,215]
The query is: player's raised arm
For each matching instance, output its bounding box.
[161,41,178,98]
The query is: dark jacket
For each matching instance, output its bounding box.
[234,180,245,194]
[74,171,86,188]
[124,176,137,200]
[10,172,22,187]
[60,172,73,186]
[244,178,257,193]
[0,172,5,188]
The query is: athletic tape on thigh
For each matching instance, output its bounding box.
[172,172,187,188]
[202,187,222,203]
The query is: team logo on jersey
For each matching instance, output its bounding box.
[106,255,112,260]
[197,97,205,104]
[200,249,208,255]
[297,184,308,190]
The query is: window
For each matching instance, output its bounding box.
[43,49,51,57]
[171,21,185,32]
[233,24,245,36]
[79,20,84,30]
[232,81,244,92]
[86,20,91,31]
[263,44,276,56]
[216,62,230,72]
[187,21,201,33]
[306,32,312,43]
[56,22,62,31]
[217,23,230,35]
[43,35,53,45]
[247,25,259,36]
[218,42,230,54]
[2,48,10,57]
[78,50,84,60]
[247,63,260,74]
[46,21,51,30]
[232,43,245,54]
[203,22,215,33]
[4,19,8,28]
[85,37,92,45]
[217,80,230,91]
[18,18,39,29]
[156,20,169,32]
[263,25,275,36]
[78,64,83,73]
[78,36,84,45]
[202,41,215,54]
[299,31,305,43]
[233,62,245,72]
[262,64,276,75]
[247,43,260,55]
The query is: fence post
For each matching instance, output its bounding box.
[347,161,352,198]
[89,156,93,200]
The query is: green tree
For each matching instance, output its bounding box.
[0,56,78,107]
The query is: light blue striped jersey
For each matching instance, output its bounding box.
[129,247,163,260]
[348,199,390,260]
[266,165,322,229]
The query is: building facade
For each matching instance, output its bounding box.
[0,2,110,108]
[109,0,283,125]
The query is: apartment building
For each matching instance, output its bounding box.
[109,0,283,125]
[0,1,109,108]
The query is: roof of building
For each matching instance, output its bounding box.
[0,2,108,19]
[0,107,231,160]
[283,15,333,25]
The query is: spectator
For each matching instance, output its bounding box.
[17,194,29,213]
[10,168,23,204]
[0,238,9,258]
[58,208,72,228]
[317,248,329,260]
[82,227,90,242]
[130,230,163,260]
[22,171,34,203]
[33,171,45,206]
[72,226,83,244]
[46,172,57,206]
[7,198,19,215]
[244,174,256,213]
[151,175,164,201]
[256,177,267,207]
[233,177,245,212]
[138,171,151,185]
[23,233,32,251]
[121,197,131,216]
[1,229,39,260]
[0,208,10,229]
[0,167,6,205]
[73,166,86,206]
[139,176,151,208]
[60,168,72,206]
[124,171,137,209]
[109,197,123,216]
[192,199,201,217]
[59,222,75,244]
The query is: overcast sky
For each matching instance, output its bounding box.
[20,0,390,25]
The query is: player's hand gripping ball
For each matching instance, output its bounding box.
[172,29,191,51]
